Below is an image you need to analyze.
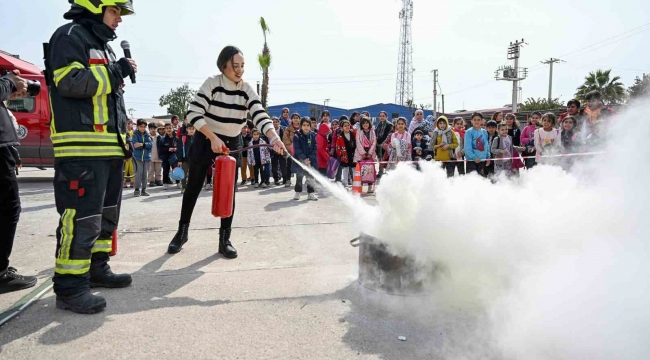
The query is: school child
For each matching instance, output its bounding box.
[387,117,411,170]
[176,124,195,192]
[159,123,178,189]
[559,115,580,170]
[240,126,254,185]
[247,129,272,188]
[521,111,541,169]
[432,116,459,178]
[559,115,580,153]
[375,111,394,178]
[282,113,301,187]
[148,123,163,186]
[123,119,135,188]
[317,121,331,176]
[504,113,525,173]
[131,119,153,196]
[484,120,498,178]
[452,117,466,175]
[292,117,319,201]
[534,113,560,164]
[491,123,517,178]
[411,130,428,161]
[354,117,378,193]
[335,119,357,186]
[463,112,490,177]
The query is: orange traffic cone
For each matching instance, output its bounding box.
[352,163,362,195]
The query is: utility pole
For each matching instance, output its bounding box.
[324,99,330,110]
[432,69,438,120]
[541,58,564,102]
[495,39,528,113]
[441,94,445,114]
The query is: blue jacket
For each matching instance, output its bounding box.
[292,130,318,175]
[132,130,153,162]
[464,127,491,161]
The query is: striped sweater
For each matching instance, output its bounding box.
[187,74,273,138]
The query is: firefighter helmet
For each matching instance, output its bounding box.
[68,0,135,16]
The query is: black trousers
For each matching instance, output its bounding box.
[441,162,455,178]
[179,132,239,229]
[162,158,172,184]
[52,158,123,297]
[0,148,20,273]
[285,157,293,180]
[456,160,466,176]
[295,173,315,194]
[253,163,270,184]
[271,155,287,183]
[466,160,487,177]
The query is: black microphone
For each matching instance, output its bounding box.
[120,40,136,84]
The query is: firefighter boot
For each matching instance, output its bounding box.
[218,228,238,259]
[89,253,133,288]
[168,222,189,254]
[56,292,107,314]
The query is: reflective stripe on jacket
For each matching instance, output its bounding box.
[46,21,131,159]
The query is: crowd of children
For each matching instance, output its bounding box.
[122,89,612,200]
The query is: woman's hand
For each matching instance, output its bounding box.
[442,144,450,150]
[272,138,286,156]
[209,135,225,154]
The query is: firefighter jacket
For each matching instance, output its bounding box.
[45,20,133,160]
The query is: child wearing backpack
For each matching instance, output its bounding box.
[293,117,319,200]
[534,113,560,165]
[132,119,153,197]
[464,112,490,177]
[247,129,272,188]
[491,123,517,178]
[432,116,459,178]
[176,124,195,193]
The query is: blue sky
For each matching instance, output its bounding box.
[2,0,649,118]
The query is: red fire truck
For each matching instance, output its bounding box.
[1,50,53,168]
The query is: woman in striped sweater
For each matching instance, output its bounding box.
[167,46,285,257]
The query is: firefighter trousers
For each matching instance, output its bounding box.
[52,159,124,297]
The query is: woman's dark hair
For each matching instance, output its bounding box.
[320,110,331,119]
[350,112,360,124]
[300,117,311,127]
[378,111,388,117]
[217,45,243,73]
[291,113,301,120]
[491,112,502,121]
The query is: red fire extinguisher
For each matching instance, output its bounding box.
[212,146,237,218]
[110,230,118,256]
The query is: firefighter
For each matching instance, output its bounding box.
[45,0,137,314]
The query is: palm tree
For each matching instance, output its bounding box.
[258,17,272,109]
[575,69,627,105]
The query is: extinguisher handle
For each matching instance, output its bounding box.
[221,145,229,154]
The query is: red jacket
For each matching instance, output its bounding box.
[316,123,331,169]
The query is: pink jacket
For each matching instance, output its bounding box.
[520,124,537,145]
[353,129,377,162]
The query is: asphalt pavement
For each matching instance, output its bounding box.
[0,168,498,360]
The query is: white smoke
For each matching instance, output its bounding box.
[310,101,650,359]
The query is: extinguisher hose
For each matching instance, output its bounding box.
[221,144,290,159]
